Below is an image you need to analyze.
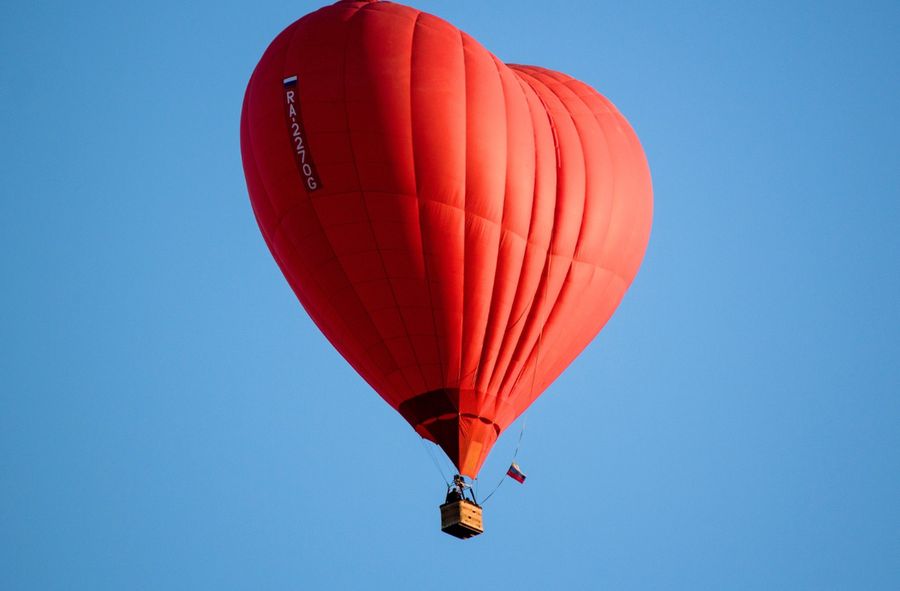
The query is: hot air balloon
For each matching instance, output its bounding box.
[241,0,652,538]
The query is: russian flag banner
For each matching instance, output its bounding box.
[507,462,526,484]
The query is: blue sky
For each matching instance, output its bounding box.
[2,0,898,589]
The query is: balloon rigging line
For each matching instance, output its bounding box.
[420,437,451,486]
[480,414,528,505]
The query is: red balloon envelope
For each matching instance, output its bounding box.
[241,0,652,477]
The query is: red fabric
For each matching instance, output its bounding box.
[241,0,653,477]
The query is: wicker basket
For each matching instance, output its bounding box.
[439,499,484,539]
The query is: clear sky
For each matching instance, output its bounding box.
[2,0,898,589]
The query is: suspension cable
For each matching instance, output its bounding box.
[420,438,451,486]
[479,414,527,505]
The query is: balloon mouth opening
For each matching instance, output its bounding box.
[398,388,504,478]
[414,416,500,479]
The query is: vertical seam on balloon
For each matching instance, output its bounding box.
[459,33,479,393]
[459,36,505,407]
[496,75,543,410]
[487,69,553,403]
[500,67,588,400]
[339,3,424,397]
[542,79,631,372]
[455,27,469,469]
[458,34,478,394]
[506,68,610,405]
[409,10,447,392]
[510,69,593,395]
[457,26,467,393]
[501,69,562,401]
[538,78,652,393]
[493,68,560,398]
[532,70,612,316]
[471,55,516,417]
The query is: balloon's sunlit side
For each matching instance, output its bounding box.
[241,0,652,482]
